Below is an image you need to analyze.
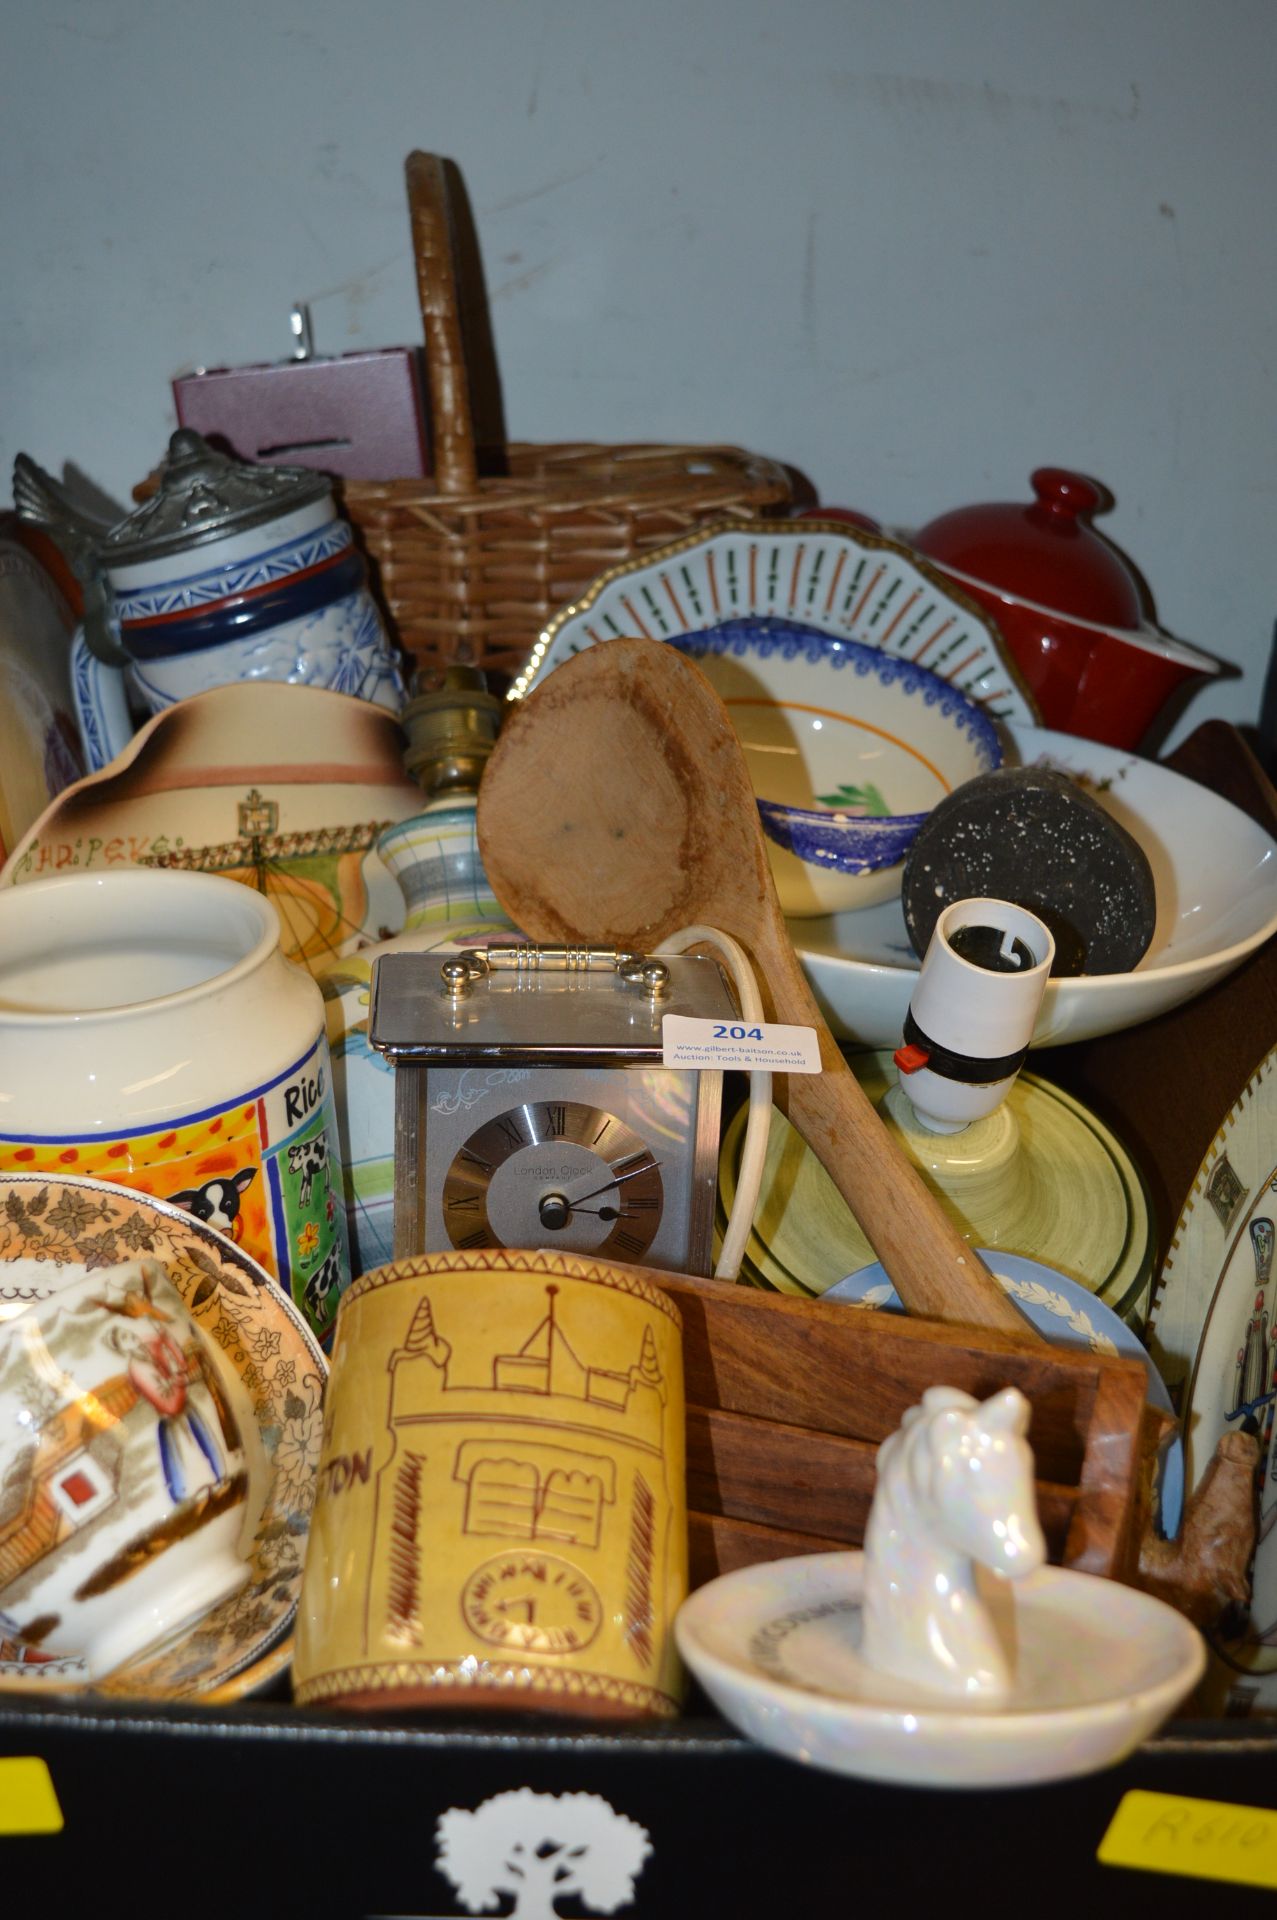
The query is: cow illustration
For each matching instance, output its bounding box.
[287,1132,330,1208]
[169,1167,257,1242]
[302,1245,344,1329]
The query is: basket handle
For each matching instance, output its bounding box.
[406,151,478,495]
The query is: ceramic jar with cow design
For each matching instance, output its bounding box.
[0,868,350,1343]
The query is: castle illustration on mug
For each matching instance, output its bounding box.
[298,1258,685,1715]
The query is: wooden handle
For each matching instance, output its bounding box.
[746,916,1029,1335]
[405,151,477,495]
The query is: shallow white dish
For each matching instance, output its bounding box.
[796,723,1277,1047]
[676,1551,1204,1788]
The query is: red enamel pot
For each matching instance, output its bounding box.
[909,469,1219,750]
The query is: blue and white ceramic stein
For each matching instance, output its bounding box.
[16,430,405,772]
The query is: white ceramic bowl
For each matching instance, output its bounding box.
[669,621,1002,915]
[676,1551,1204,1788]
[795,723,1277,1047]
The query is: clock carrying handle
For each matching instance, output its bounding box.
[481,944,644,971]
[656,923,773,1284]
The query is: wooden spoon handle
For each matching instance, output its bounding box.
[748,910,1028,1335]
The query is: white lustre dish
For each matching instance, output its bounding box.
[676,1551,1204,1788]
[795,722,1277,1047]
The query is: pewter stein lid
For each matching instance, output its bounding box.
[98,429,332,566]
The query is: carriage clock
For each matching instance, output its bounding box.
[367,944,737,1275]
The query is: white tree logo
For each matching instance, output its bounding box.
[436,1788,651,1918]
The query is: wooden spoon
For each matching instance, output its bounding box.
[477,638,1026,1335]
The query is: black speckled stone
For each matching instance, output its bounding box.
[902,765,1157,977]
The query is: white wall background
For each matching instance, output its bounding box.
[5,0,1275,745]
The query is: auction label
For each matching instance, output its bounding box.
[1098,1790,1277,1890]
[661,1014,821,1074]
[0,1757,63,1835]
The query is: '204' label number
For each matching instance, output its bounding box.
[661,1011,822,1074]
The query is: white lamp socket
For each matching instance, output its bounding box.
[900,897,1055,1133]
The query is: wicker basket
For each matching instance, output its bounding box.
[339,153,793,684]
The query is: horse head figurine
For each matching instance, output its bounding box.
[861,1384,1046,1704]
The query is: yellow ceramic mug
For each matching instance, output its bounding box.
[293,1248,687,1719]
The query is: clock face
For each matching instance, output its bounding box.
[442,1098,665,1261]
[461,1552,602,1654]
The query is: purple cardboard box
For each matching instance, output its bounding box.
[174,347,429,481]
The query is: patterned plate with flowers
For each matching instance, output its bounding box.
[0,1174,326,1700]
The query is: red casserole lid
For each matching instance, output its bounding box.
[912,468,1144,630]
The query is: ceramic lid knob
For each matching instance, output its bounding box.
[913,467,1145,629]
[1028,466,1104,522]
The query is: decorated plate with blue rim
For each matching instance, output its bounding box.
[0,1173,326,1700]
[827,1250,1182,1537]
[511,518,1038,725]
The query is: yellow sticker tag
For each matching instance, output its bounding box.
[1098,1789,1277,1890]
[0,1757,63,1836]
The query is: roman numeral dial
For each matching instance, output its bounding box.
[442,1100,664,1262]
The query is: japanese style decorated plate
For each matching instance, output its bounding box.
[511,519,1037,725]
[0,1174,325,1700]
[1148,1046,1277,1713]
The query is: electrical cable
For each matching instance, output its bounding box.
[656,924,772,1283]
